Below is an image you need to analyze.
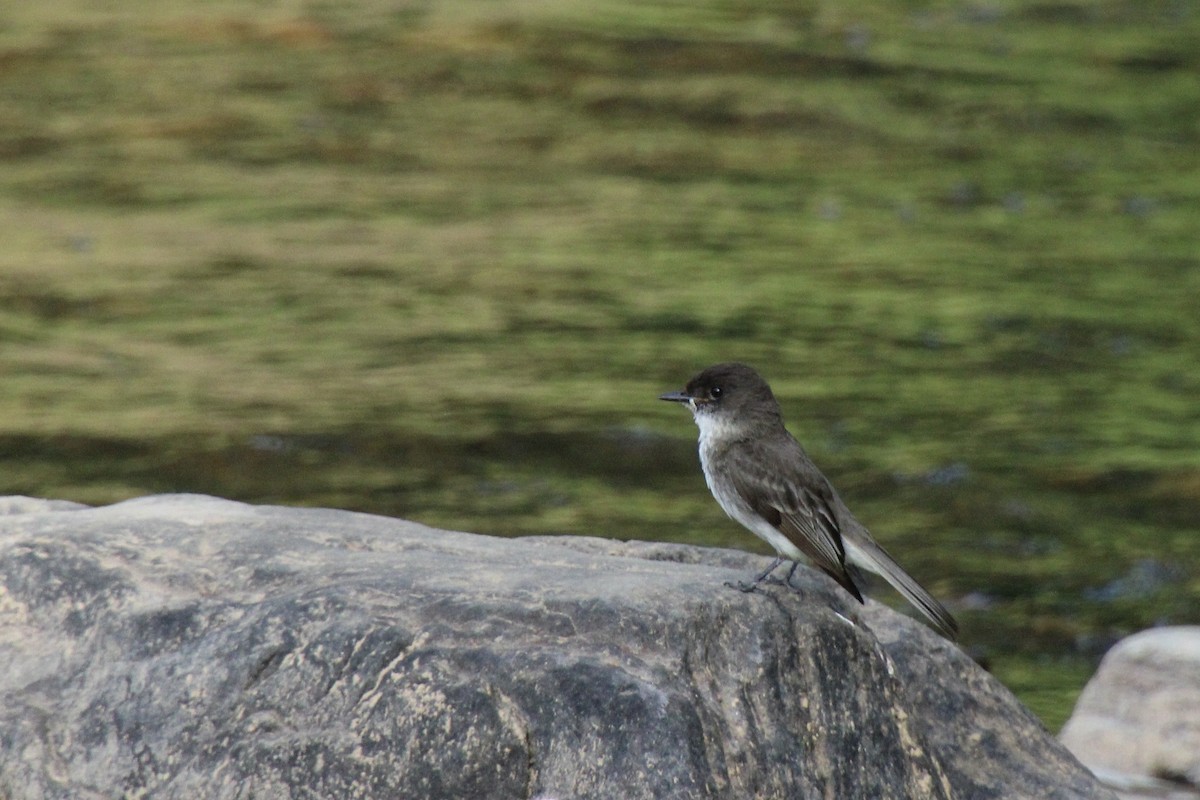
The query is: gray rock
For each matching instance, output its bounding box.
[0,494,1113,799]
[0,495,89,515]
[1061,627,1200,800]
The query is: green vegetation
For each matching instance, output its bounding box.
[2,0,1198,730]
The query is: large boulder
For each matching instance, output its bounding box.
[0,494,1112,799]
[1060,627,1200,800]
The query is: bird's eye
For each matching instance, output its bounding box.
[710,387,723,399]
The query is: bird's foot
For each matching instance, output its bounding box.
[726,557,787,594]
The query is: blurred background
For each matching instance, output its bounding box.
[1,0,1197,729]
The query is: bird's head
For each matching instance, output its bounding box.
[659,362,782,432]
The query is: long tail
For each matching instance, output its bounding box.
[843,535,958,640]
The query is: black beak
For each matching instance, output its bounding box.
[659,390,690,403]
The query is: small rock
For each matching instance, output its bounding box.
[1061,627,1200,798]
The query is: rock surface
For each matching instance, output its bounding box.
[0,494,1113,799]
[1060,627,1200,800]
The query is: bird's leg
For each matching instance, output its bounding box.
[783,561,803,591]
[726,556,785,593]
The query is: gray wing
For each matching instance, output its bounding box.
[728,435,864,603]
[727,431,959,639]
[760,434,959,639]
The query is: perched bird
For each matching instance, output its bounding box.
[660,362,958,639]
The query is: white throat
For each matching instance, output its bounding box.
[692,407,744,448]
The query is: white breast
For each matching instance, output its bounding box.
[695,413,806,562]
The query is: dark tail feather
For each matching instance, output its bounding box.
[845,537,958,640]
[821,566,865,604]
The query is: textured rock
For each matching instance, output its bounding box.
[1060,627,1200,800]
[0,494,1113,799]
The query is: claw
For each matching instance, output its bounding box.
[727,556,787,594]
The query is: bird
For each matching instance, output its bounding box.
[660,362,958,639]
